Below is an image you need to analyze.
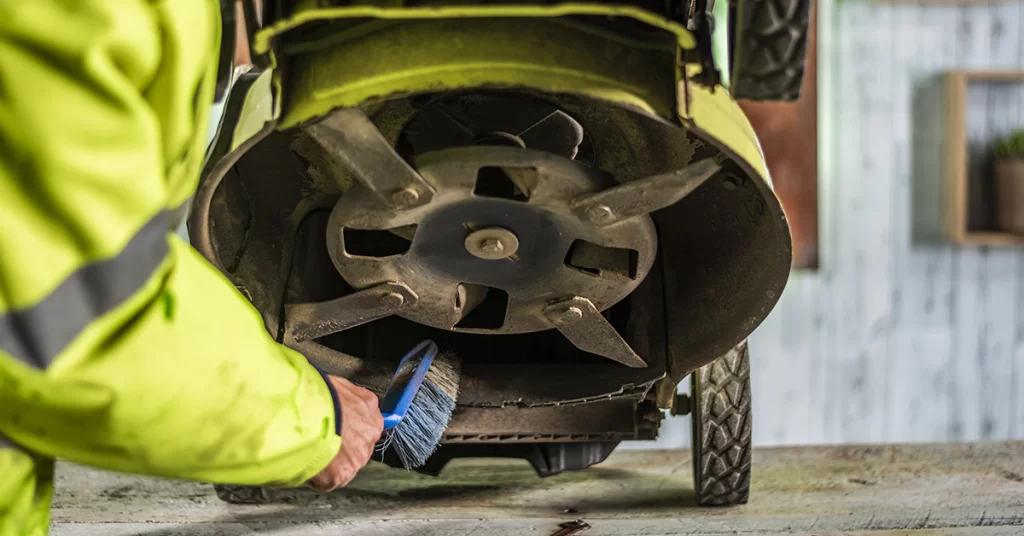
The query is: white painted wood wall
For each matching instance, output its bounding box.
[632,0,1024,449]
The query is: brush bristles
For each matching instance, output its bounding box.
[383,351,460,469]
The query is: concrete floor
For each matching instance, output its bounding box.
[51,441,1024,535]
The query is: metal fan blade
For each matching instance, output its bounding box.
[518,111,585,160]
[570,159,721,226]
[453,283,490,327]
[304,108,436,210]
[284,282,417,343]
[544,296,646,368]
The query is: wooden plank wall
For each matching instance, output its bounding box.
[635,0,1024,450]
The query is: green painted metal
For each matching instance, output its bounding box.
[276,17,683,128]
[246,0,768,182]
[252,4,698,129]
[253,4,696,58]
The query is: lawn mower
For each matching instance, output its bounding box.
[193,0,809,506]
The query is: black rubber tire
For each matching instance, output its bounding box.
[728,0,812,101]
[213,484,276,504]
[690,340,752,506]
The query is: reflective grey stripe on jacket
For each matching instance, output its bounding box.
[0,212,170,369]
[169,197,192,236]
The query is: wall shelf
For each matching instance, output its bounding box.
[945,70,1024,246]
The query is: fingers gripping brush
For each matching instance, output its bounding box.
[378,340,460,469]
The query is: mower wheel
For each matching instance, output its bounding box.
[690,340,753,506]
[728,0,812,101]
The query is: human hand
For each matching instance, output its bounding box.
[307,375,384,492]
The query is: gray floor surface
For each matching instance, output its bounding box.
[51,441,1024,535]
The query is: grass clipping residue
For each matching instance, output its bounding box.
[291,132,356,193]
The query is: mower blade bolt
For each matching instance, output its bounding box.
[561,306,584,320]
[392,187,420,207]
[283,282,417,343]
[380,292,405,308]
[480,238,505,254]
[587,205,613,223]
[465,227,519,260]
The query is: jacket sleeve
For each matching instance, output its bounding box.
[0,0,341,486]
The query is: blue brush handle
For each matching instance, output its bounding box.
[380,340,439,430]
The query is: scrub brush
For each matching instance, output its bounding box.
[378,340,460,469]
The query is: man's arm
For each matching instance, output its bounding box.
[0,0,363,487]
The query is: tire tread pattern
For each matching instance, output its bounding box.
[692,341,752,506]
[730,0,811,101]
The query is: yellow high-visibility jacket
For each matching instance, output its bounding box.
[0,2,341,534]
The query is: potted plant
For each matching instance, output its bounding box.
[995,130,1024,234]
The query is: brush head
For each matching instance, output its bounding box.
[380,349,460,469]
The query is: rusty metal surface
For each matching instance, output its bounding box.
[544,297,646,368]
[276,202,668,409]
[190,89,790,442]
[296,335,665,408]
[322,145,658,339]
[570,158,721,226]
[283,281,418,343]
[398,94,591,165]
[443,397,641,442]
[656,120,790,383]
[303,107,436,210]
[193,91,790,381]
